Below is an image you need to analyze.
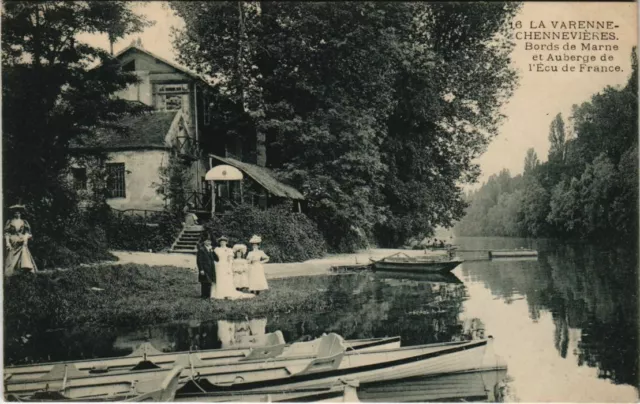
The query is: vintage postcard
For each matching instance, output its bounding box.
[2,1,638,402]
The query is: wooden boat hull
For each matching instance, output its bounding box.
[372,259,463,273]
[175,381,360,402]
[5,336,400,384]
[357,369,508,402]
[489,250,538,258]
[176,338,502,393]
[6,366,184,402]
[5,338,502,397]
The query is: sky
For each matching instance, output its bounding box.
[79,2,638,189]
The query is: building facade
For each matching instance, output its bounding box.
[70,40,304,215]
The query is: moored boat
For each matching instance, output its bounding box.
[5,335,504,397]
[371,253,463,273]
[5,334,401,384]
[174,379,360,402]
[357,369,508,402]
[5,365,184,402]
[489,249,538,259]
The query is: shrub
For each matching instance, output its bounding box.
[102,211,182,252]
[203,204,327,263]
[28,207,116,270]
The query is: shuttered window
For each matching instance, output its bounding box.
[106,163,126,198]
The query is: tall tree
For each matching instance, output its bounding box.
[524,148,540,175]
[172,2,521,249]
[548,113,566,162]
[2,2,149,227]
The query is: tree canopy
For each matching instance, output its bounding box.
[455,48,638,245]
[2,1,150,210]
[171,1,521,250]
[2,1,151,265]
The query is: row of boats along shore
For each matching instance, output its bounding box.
[4,247,538,402]
[4,331,507,402]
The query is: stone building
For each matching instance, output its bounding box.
[70,40,304,215]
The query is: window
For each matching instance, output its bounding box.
[123,60,136,72]
[154,83,189,111]
[106,163,126,198]
[71,168,87,190]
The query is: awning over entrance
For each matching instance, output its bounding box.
[205,164,243,181]
[209,154,305,200]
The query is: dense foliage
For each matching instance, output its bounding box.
[102,211,182,253]
[204,204,327,263]
[170,1,521,250]
[455,49,638,245]
[2,2,151,265]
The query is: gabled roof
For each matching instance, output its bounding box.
[71,111,179,150]
[114,44,210,87]
[210,154,305,200]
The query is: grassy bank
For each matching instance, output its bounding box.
[4,264,340,333]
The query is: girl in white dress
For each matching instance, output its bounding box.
[232,244,250,291]
[212,237,254,300]
[247,235,270,295]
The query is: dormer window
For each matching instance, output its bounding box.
[123,60,136,72]
[154,83,189,111]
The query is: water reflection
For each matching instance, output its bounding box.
[5,240,638,402]
[457,238,638,401]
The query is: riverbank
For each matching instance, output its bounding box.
[3,264,354,335]
[108,248,446,278]
[4,248,447,349]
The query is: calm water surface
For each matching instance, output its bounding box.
[7,237,638,402]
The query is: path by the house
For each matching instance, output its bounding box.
[108,248,446,280]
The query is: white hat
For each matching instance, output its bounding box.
[232,244,247,255]
[249,235,262,244]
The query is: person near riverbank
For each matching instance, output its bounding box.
[232,244,249,291]
[196,236,218,298]
[4,205,37,277]
[183,203,200,227]
[247,235,269,295]
[213,236,254,300]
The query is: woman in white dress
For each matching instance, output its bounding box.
[4,205,37,277]
[231,244,250,291]
[211,236,254,300]
[246,235,270,295]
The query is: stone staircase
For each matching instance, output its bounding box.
[170,225,204,254]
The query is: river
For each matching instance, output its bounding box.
[6,237,638,402]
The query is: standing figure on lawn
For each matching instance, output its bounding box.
[196,235,218,299]
[212,236,254,300]
[247,235,270,295]
[4,205,37,277]
[232,244,249,291]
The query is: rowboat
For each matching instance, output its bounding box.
[371,253,463,273]
[174,336,504,393]
[357,369,508,402]
[5,365,184,402]
[489,249,538,259]
[5,333,401,383]
[6,335,504,397]
[174,379,360,402]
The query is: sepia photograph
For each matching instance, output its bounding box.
[1,1,638,402]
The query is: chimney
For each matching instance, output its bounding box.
[131,38,143,48]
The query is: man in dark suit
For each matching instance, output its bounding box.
[196,236,218,298]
